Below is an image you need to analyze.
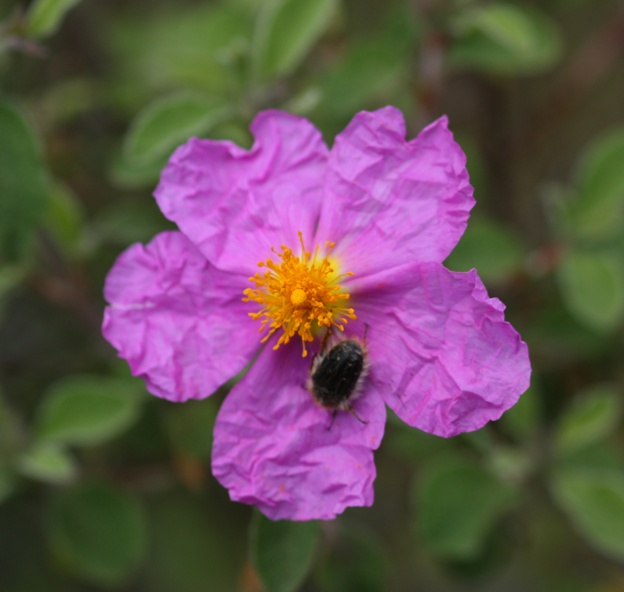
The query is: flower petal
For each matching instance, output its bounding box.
[102,231,259,402]
[316,107,474,276]
[356,262,530,437]
[211,344,386,521]
[154,111,329,275]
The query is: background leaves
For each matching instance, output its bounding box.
[449,3,562,74]
[35,375,146,446]
[2,0,624,590]
[253,0,339,80]
[416,457,518,561]
[551,469,624,562]
[26,0,84,38]
[251,512,321,592]
[123,93,233,166]
[0,98,48,263]
[48,483,147,585]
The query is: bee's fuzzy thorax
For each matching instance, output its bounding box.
[307,333,370,413]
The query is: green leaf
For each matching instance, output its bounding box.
[251,511,320,592]
[108,152,166,189]
[521,305,607,363]
[314,6,415,120]
[0,98,48,263]
[123,93,233,165]
[144,491,248,592]
[449,3,562,75]
[45,183,86,259]
[315,523,387,592]
[317,38,408,117]
[551,468,624,561]
[500,385,540,442]
[558,443,624,474]
[17,442,76,484]
[109,6,250,103]
[164,398,219,460]
[0,265,25,299]
[0,467,17,505]
[444,216,525,283]
[48,483,146,585]
[417,457,517,560]
[0,264,26,319]
[254,0,338,80]
[387,418,454,463]
[557,250,624,332]
[35,375,146,446]
[568,127,624,241]
[26,0,83,38]
[554,385,623,455]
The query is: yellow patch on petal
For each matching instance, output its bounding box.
[243,232,356,357]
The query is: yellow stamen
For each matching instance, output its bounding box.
[243,231,356,357]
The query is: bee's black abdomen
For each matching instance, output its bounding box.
[310,340,365,408]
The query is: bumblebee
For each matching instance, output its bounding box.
[307,328,370,427]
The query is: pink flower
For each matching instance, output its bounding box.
[103,107,530,521]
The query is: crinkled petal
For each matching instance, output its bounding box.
[102,231,260,402]
[316,107,474,277]
[154,111,329,275]
[355,262,530,437]
[211,344,386,521]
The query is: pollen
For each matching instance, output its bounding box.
[243,231,356,357]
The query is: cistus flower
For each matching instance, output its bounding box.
[103,107,531,521]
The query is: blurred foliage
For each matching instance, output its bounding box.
[251,512,321,592]
[1,0,624,590]
[448,3,562,74]
[0,97,48,262]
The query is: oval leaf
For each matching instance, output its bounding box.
[48,483,146,585]
[251,511,320,592]
[315,524,387,592]
[555,385,623,455]
[568,127,624,241]
[254,0,338,79]
[0,98,48,263]
[417,457,517,560]
[123,93,232,165]
[318,37,409,118]
[45,183,86,258]
[26,0,83,38]
[445,216,525,283]
[551,468,624,561]
[17,442,76,484]
[35,375,145,446]
[557,250,624,332]
[450,3,562,75]
[111,6,250,98]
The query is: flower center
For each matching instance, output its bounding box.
[243,231,356,357]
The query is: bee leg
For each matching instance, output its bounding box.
[320,327,333,354]
[326,409,338,431]
[347,404,368,425]
[363,323,369,346]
